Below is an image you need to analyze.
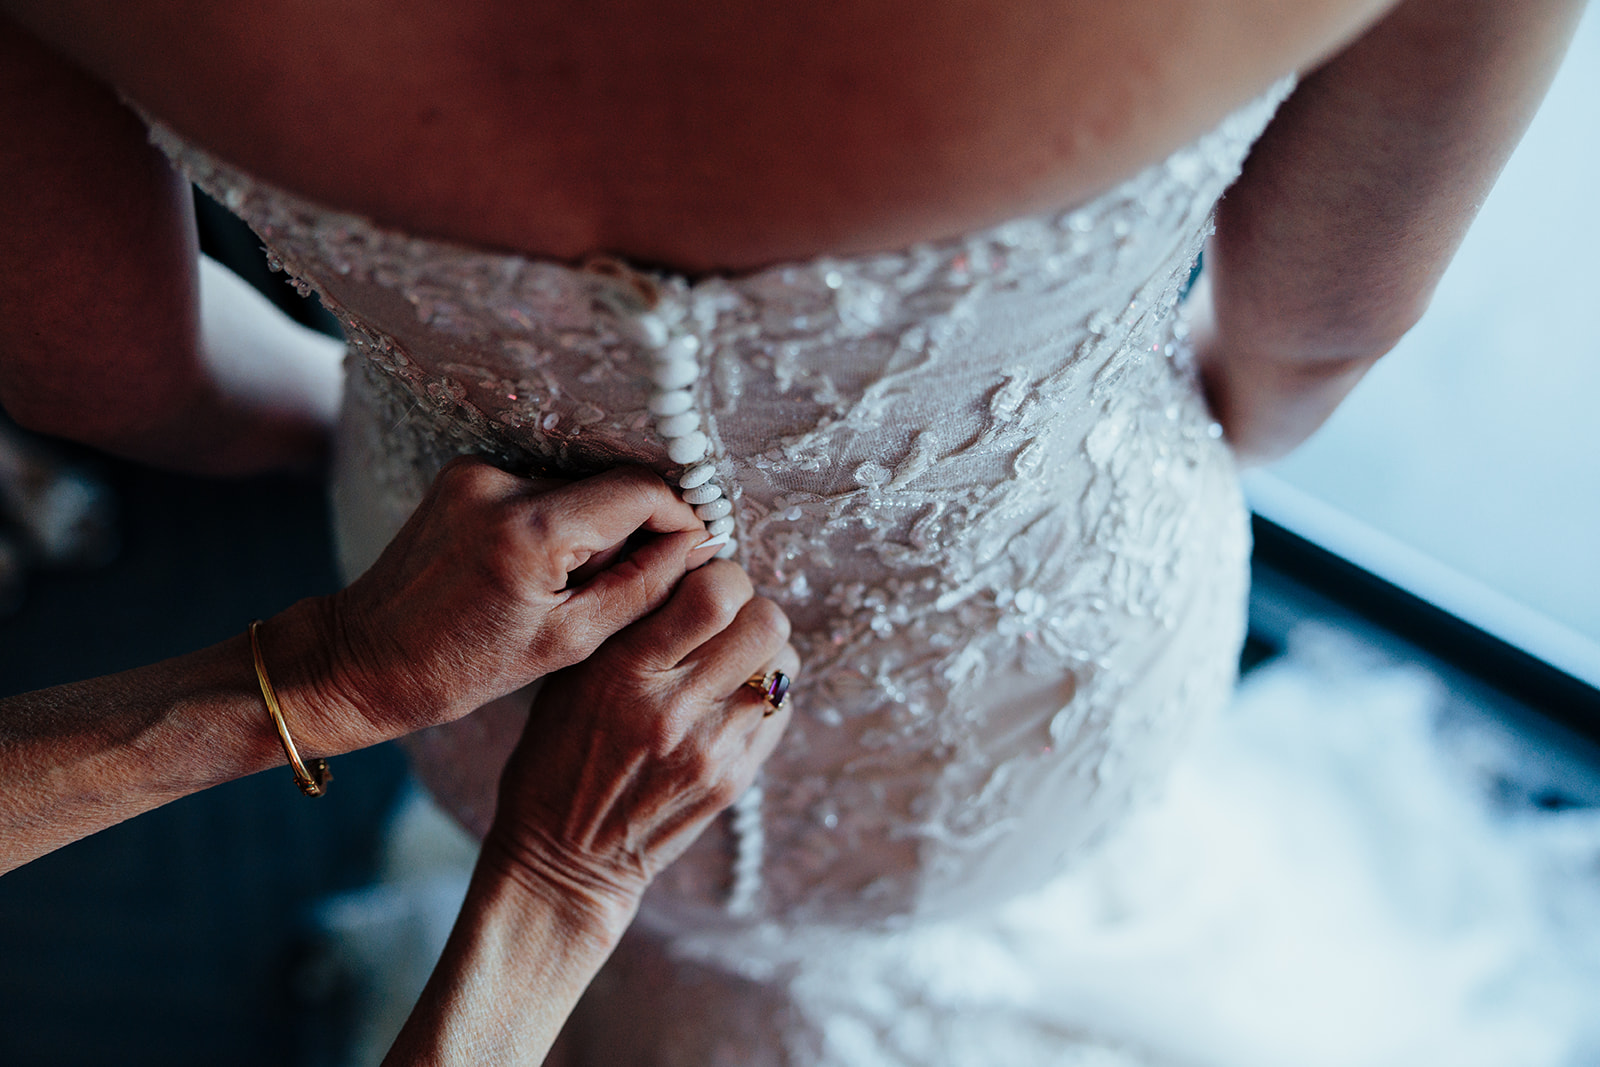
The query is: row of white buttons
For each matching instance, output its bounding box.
[630,309,763,914]
[635,315,739,559]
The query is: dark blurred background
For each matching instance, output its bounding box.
[0,192,406,1066]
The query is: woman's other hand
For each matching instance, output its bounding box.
[276,457,724,754]
[380,562,793,1065]
[481,559,797,928]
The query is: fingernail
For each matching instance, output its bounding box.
[692,531,731,553]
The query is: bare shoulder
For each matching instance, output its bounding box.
[2,0,1398,269]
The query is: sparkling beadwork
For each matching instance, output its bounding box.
[706,516,735,537]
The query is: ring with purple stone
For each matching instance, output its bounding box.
[744,670,791,716]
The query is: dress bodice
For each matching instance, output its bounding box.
[147,81,1286,931]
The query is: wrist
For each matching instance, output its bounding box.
[247,597,381,757]
[474,853,635,962]
[477,826,644,945]
[382,832,633,1066]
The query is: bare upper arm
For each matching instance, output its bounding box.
[1207,0,1590,364]
[0,12,204,446]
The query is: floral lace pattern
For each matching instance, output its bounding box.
[150,80,1287,1062]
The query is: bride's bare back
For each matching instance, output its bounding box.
[0,0,1585,465]
[5,0,1391,269]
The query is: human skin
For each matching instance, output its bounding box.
[0,458,797,1065]
[1194,0,1590,461]
[0,461,728,874]
[0,1,1589,1056]
[0,0,1587,468]
[0,0,1395,270]
[386,560,799,1066]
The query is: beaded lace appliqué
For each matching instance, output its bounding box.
[146,80,1289,928]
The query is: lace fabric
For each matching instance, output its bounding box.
[148,81,1289,1063]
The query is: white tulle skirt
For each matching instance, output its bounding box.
[324,626,1600,1067]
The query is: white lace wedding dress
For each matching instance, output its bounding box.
[145,85,1326,1064]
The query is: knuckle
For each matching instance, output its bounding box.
[521,504,586,571]
[541,617,602,669]
[520,504,558,548]
[437,455,501,497]
[682,562,752,624]
[741,597,791,645]
[436,455,477,481]
[681,743,717,784]
[579,466,674,523]
[477,505,576,599]
[476,514,536,586]
[704,771,745,812]
[702,590,745,630]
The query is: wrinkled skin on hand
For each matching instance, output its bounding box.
[296,457,718,753]
[480,559,798,925]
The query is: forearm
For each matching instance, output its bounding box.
[0,14,328,476]
[383,857,633,1067]
[85,255,343,473]
[45,371,332,477]
[1202,0,1587,460]
[0,597,351,873]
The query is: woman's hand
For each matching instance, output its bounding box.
[380,560,793,1065]
[480,559,797,930]
[279,457,725,754]
[0,457,725,874]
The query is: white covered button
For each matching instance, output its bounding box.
[666,431,709,464]
[678,462,717,489]
[682,483,722,505]
[695,497,733,521]
[661,335,701,361]
[649,389,695,416]
[651,359,699,391]
[656,411,700,438]
[624,313,669,349]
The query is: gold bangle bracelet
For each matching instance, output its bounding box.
[249,620,331,798]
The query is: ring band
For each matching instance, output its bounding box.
[744,670,792,716]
